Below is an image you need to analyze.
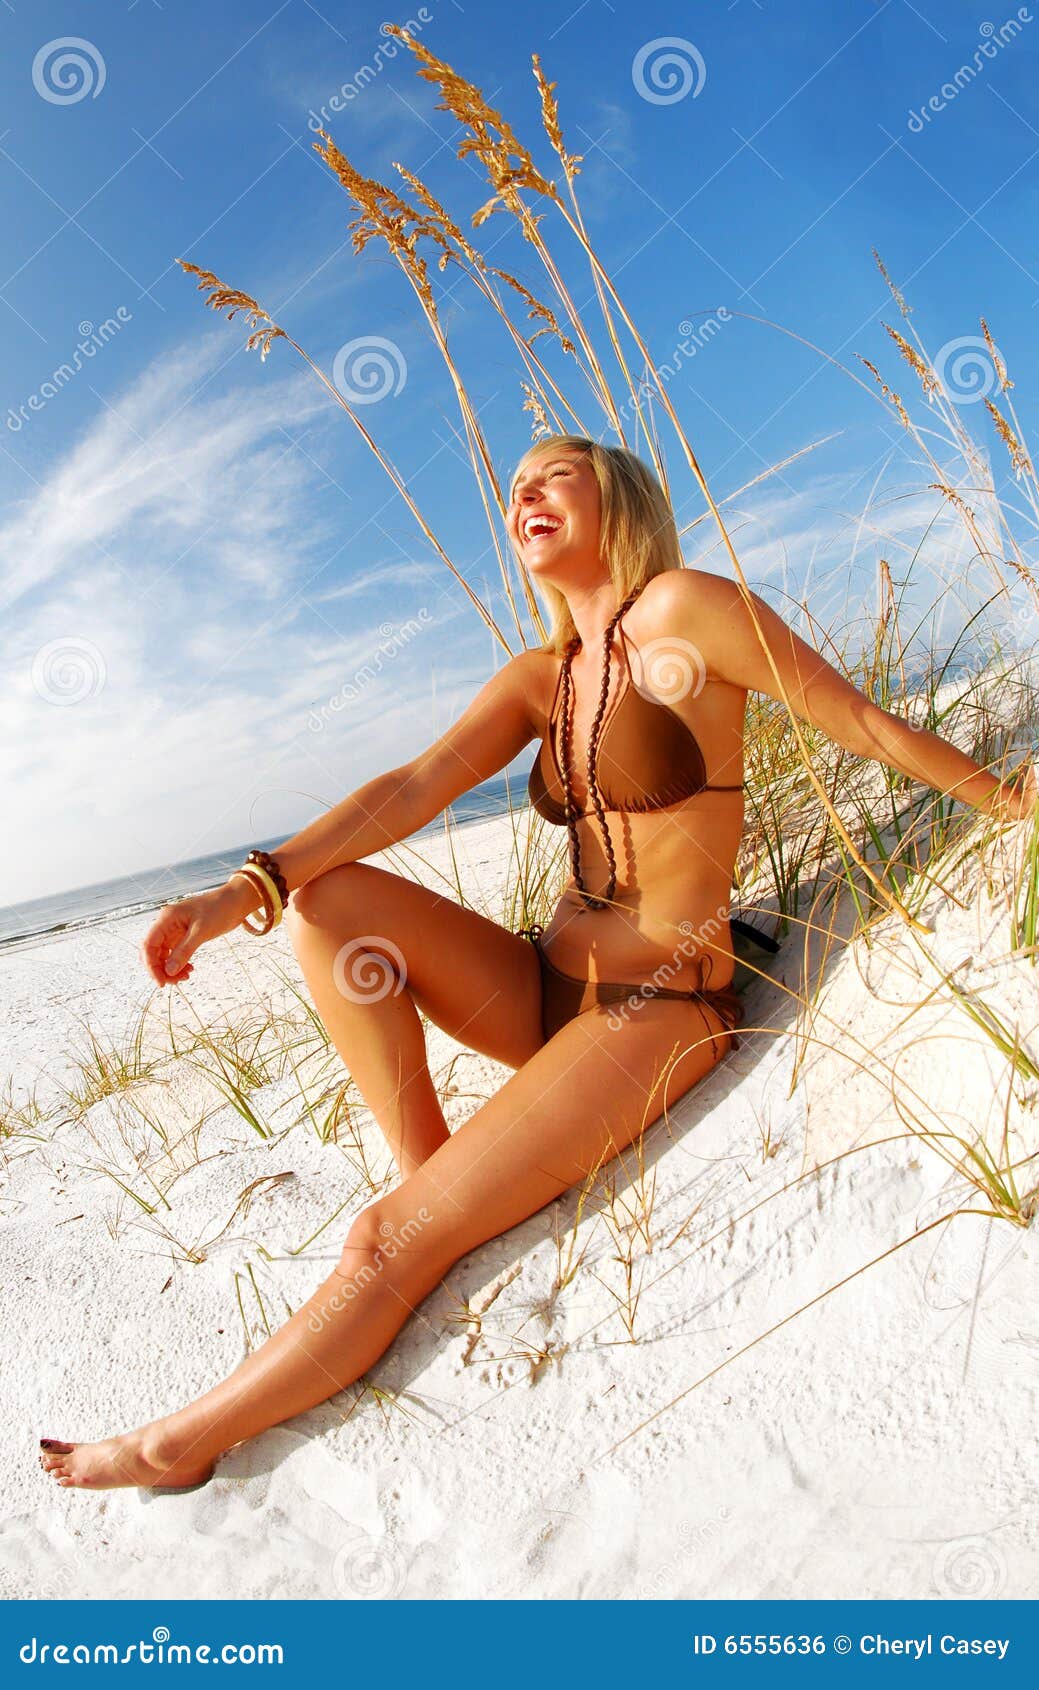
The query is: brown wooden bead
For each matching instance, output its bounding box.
[558,588,640,910]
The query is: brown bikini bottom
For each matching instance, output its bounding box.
[518,925,744,1058]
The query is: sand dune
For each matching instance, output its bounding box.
[2,812,1036,1599]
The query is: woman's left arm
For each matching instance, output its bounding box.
[677,571,1037,823]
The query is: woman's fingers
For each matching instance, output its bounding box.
[140,888,237,987]
[141,905,196,987]
[1007,761,1037,818]
[163,924,199,977]
[161,906,206,978]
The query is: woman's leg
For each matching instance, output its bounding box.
[40,993,734,1491]
[286,863,545,1177]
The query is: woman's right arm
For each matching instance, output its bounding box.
[141,763,438,985]
[141,651,541,984]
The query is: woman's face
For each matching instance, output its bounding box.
[506,448,602,582]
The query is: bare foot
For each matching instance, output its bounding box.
[39,1424,215,1492]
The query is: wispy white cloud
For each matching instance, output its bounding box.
[1,333,483,903]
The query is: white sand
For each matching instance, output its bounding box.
[1,809,1037,1600]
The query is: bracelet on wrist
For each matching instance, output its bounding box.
[232,865,280,934]
[247,849,289,907]
[230,850,290,935]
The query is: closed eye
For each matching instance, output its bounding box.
[509,462,572,503]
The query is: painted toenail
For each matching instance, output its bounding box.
[40,1439,59,1450]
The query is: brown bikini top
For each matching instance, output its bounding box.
[528,622,744,826]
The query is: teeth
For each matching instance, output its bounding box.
[524,514,562,540]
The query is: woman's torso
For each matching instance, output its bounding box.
[527,606,747,990]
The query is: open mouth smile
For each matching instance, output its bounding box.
[522,512,564,543]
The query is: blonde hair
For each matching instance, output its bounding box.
[511,434,684,654]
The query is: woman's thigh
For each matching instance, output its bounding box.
[375,994,736,1259]
[288,861,544,1069]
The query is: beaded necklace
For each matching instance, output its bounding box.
[557,588,642,910]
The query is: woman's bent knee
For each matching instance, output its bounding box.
[288,863,367,929]
[335,1195,460,1291]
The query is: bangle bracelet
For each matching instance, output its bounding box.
[238,864,283,931]
[233,869,274,935]
[247,862,284,926]
[246,849,289,907]
[233,866,279,934]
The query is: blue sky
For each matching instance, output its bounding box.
[3,0,1038,901]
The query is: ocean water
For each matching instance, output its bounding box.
[0,772,526,952]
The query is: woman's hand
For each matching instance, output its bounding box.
[986,760,1039,823]
[139,878,262,987]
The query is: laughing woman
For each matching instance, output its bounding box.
[40,435,1034,1491]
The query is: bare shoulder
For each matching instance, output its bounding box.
[632,567,739,620]
[627,568,746,679]
[513,642,560,723]
[505,644,558,730]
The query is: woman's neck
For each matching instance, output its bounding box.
[565,580,628,652]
